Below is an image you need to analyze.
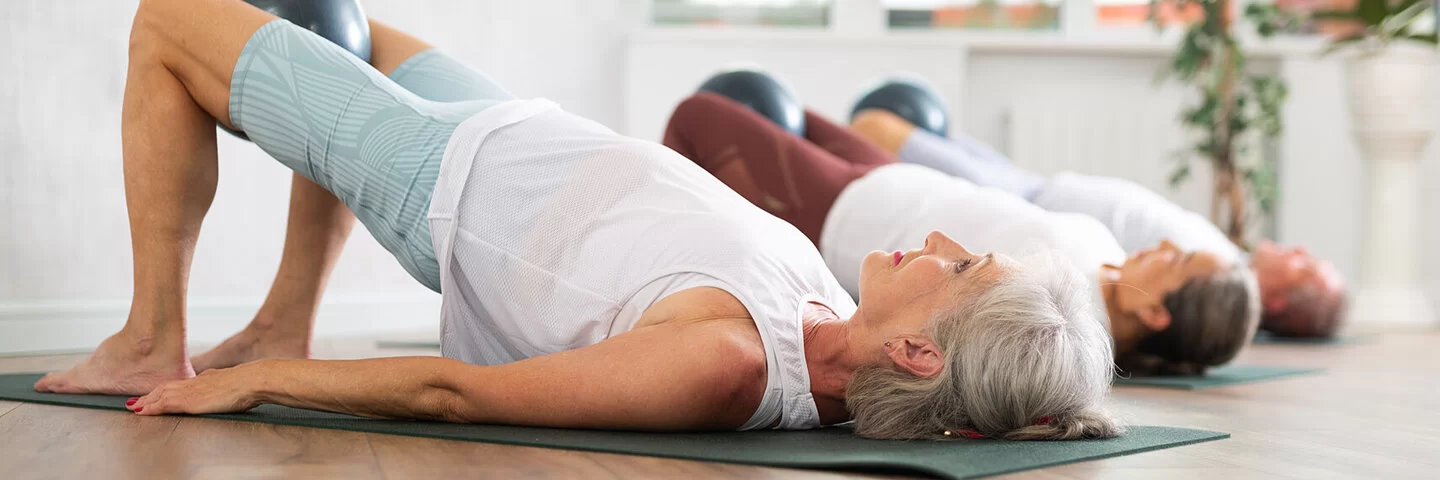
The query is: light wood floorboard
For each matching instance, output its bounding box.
[0,331,1435,479]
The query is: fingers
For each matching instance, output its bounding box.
[128,379,185,415]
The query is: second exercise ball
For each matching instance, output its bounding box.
[247,0,372,61]
[851,79,948,137]
[224,0,373,140]
[697,69,806,137]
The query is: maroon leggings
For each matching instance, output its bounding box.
[662,92,897,247]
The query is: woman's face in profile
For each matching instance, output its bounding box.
[856,231,1010,331]
[1113,240,1227,313]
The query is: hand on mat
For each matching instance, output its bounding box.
[127,363,263,416]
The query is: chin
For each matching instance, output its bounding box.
[856,251,887,296]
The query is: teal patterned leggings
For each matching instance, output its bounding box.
[228,20,514,292]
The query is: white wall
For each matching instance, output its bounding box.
[0,0,638,353]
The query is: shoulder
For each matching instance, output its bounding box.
[672,317,771,426]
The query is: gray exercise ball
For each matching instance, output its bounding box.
[697,69,806,137]
[222,0,372,140]
[851,78,948,137]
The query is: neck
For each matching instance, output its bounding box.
[1099,268,1143,355]
[801,304,867,424]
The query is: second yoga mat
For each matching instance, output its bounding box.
[1114,364,1320,390]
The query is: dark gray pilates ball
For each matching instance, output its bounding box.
[221,0,372,140]
[697,69,806,137]
[851,79,948,137]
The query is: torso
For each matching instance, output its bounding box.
[427,99,857,430]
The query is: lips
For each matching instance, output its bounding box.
[893,251,904,266]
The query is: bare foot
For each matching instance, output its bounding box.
[34,330,195,395]
[192,321,311,373]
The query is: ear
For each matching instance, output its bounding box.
[1263,293,1288,314]
[886,337,945,378]
[1136,303,1171,332]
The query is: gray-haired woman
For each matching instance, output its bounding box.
[36,0,1119,441]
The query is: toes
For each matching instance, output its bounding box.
[33,372,68,393]
[32,373,56,392]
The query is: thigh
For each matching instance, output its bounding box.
[387,49,515,103]
[663,93,869,245]
[231,20,492,290]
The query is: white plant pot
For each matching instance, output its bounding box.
[1345,45,1437,132]
[1343,45,1438,326]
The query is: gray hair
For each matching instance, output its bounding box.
[1123,266,1262,376]
[846,252,1123,441]
[1261,283,1347,338]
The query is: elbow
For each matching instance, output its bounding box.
[426,362,487,423]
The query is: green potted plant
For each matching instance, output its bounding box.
[1150,0,1293,248]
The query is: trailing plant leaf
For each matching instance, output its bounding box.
[1405,32,1440,44]
[1379,0,1432,38]
[1170,163,1193,188]
[1243,163,1279,215]
[1321,33,1367,55]
[1316,0,1439,54]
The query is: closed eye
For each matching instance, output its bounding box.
[955,258,975,274]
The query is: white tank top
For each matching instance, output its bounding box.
[821,164,1126,296]
[427,99,856,431]
[820,164,1122,322]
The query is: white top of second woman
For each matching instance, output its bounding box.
[821,163,1124,320]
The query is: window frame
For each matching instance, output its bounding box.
[648,0,1305,42]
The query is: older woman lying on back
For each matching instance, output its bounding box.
[36,0,1119,441]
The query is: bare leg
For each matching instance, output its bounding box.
[35,0,278,394]
[189,175,352,371]
[191,19,440,372]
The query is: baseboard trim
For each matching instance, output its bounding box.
[0,295,441,355]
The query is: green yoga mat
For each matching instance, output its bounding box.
[1252,331,1370,345]
[1114,364,1321,390]
[0,373,1224,479]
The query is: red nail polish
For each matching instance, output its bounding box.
[134,406,143,413]
[126,398,138,406]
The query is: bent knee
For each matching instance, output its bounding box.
[129,0,183,62]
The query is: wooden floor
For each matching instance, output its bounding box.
[2,330,1438,480]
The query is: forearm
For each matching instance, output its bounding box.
[253,357,469,421]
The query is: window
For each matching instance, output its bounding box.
[885,0,1063,31]
[1095,0,1203,27]
[1272,0,1360,35]
[652,0,833,26]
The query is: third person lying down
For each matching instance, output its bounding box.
[851,108,1346,339]
[663,91,1262,376]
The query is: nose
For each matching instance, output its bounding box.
[925,231,974,257]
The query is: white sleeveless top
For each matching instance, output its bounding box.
[821,164,1126,296]
[820,164,1122,321]
[427,99,856,431]
[1032,172,1245,263]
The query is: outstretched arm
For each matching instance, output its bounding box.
[129,317,769,431]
